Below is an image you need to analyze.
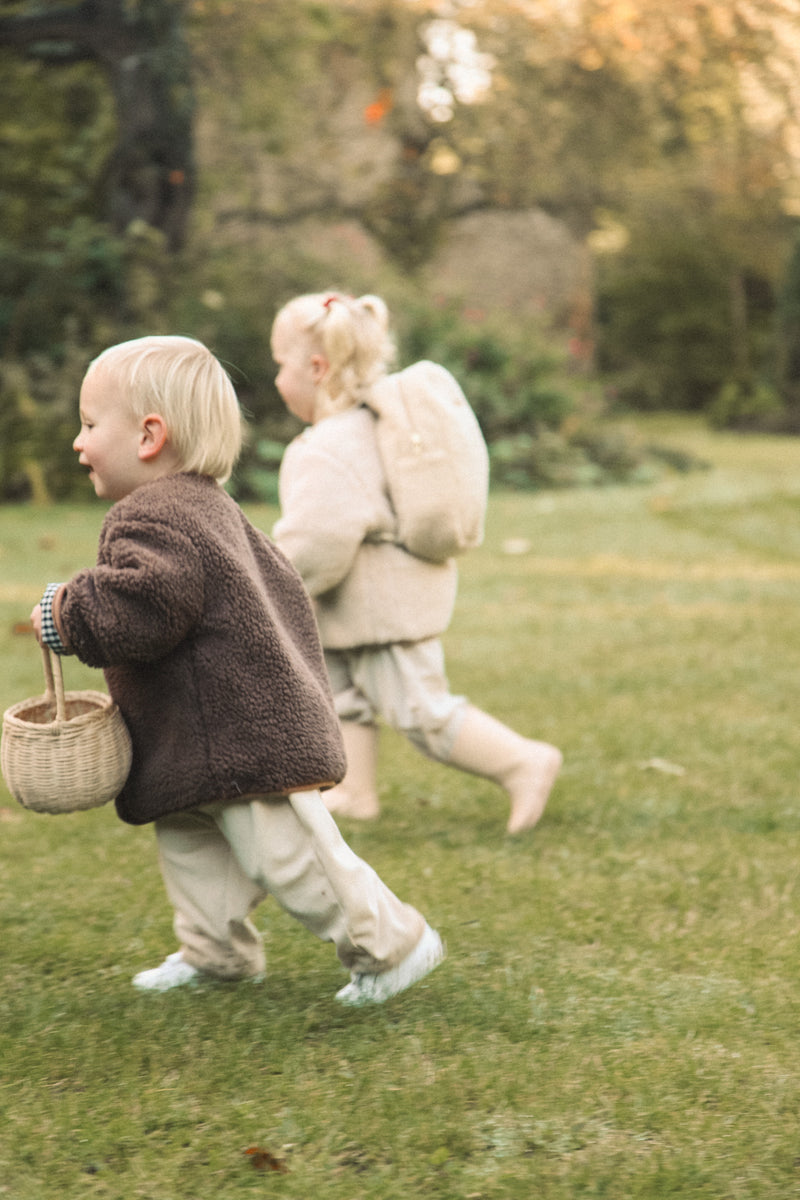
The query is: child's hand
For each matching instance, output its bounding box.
[30,603,43,645]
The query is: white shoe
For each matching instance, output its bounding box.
[133,951,201,992]
[335,923,445,1007]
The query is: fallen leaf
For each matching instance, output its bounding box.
[639,757,686,776]
[502,538,531,556]
[244,1146,289,1173]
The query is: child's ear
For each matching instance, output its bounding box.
[310,354,329,384]
[138,413,169,462]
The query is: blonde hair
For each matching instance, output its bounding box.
[273,292,396,419]
[86,335,243,484]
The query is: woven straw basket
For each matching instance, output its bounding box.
[1,646,132,814]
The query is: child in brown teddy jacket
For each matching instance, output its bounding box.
[30,334,442,1003]
[271,291,563,835]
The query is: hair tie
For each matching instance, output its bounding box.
[322,295,339,310]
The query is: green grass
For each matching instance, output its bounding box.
[2,415,800,1198]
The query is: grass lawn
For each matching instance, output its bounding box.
[1,414,800,1198]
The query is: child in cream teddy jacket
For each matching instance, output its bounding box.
[272,292,562,835]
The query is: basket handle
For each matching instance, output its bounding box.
[41,644,67,723]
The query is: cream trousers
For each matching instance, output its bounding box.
[154,790,425,980]
[325,637,467,760]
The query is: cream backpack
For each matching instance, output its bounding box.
[365,360,489,563]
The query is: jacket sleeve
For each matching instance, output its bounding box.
[274,441,376,598]
[58,513,205,668]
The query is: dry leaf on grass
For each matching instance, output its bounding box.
[244,1146,289,1173]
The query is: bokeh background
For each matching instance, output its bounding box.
[1,0,799,501]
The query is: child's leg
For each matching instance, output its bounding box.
[348,640,562,834]
[444,705,563,835]
[323,721,381,819]
[216,793,425,974]
[154,807,267,980]
[338,639,465,764]
[322,650,381,819]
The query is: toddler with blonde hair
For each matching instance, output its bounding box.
[272,294,562,834]
[30,334,443,1003]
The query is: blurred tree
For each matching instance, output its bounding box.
[183,0,799,413]
[465,0,800,410]
[188,1,798,275]
[0,0,195,500]
[0,0,194,249]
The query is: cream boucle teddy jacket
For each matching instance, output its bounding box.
[274,406,458,650]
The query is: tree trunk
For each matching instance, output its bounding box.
[729,269,750,382]
[0,0,194,249]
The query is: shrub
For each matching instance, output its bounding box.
[396,298,575,439]
[594,220,774,413]
[708,379,786,431]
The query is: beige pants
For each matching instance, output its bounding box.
[154,790,425,980]
[325,637,467,760]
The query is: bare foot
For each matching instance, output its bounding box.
[505,743,563,835]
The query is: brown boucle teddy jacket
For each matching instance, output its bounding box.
[58,473,346,825]
[274,406,458,649]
